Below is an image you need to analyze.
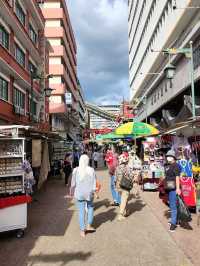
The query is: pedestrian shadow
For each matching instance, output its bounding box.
[28,251,92,266]
[94,198,110,210]
[126,199,146,216]
[93,208,117,228]
[164,210,193,230]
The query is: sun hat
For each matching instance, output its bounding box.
[166,150,176,159]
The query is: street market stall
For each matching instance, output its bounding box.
[142,137,165,190]
[0,129,31,238]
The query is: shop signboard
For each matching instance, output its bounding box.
[65,93,72,105]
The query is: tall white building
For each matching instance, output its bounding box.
[128,0,200,124]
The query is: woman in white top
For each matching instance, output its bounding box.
[71,154,96,237]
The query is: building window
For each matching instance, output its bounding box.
[14,88,25,108]
[30,99,37,115]
[29,24,37,44]
[165,81,168,92]
[15,44,25,67]
[161,87,163,97]
[154,94,156,103]
[28,61,37,74]
[194,46,200,69]
[0,25,9,49]
[15,1,26,26]
[0,77,8,101]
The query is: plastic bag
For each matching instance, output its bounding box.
[177,195,192,222]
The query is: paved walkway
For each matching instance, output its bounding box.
[0,170,193,266]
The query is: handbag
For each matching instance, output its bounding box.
[177,195,192,222]
[120,169,133,191]
[164,179,176,190]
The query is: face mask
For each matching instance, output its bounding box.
[167,157,174,163]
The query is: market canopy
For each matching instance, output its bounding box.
[115,122,159,137]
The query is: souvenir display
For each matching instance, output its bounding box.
[0,138,28,237]
[142,139,164,190]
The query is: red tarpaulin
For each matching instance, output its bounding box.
[0,195,32,209]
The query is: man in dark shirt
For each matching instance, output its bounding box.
[165,150,181,232]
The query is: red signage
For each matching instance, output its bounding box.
[83,128,113,135]
[122,102,135,119]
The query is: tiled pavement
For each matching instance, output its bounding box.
[0,170,194,266]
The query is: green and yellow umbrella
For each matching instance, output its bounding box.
[115,122,159,137]
[101,132,125,140]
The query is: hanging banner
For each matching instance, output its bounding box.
[32,139,42,167]
[180,177,196,207]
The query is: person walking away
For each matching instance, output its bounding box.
[103,148,107,167]
[93,150,99,169]
[164,150,181,232]
[116,154,134,221]
[70,154,96,237]
[88,149,93,167]
[63,153,72,186]
[73,149,80,168]
[108,151,121,206]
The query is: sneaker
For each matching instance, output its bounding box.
[117,215,126,221]
[169,224,177,232]
[86,225,96,232]
[168,221,180,227]
[111,202,120,207]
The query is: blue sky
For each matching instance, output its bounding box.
[67,0,129,105]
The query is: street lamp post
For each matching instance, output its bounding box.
[30,73,54,122]
[190,41,196,118]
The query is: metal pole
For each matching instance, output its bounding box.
[30,75,33,122]
[190,41,196,119]
[145,95,148,124]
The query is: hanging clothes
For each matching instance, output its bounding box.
[177,159,192,177]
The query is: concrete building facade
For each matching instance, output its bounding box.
[0,0,49,130]
[39,0,79,140]
[128,0,200,125]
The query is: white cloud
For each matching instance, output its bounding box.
[67,0,129,105]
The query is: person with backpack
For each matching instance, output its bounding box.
[116,153,134,221]
[70,154,97,237]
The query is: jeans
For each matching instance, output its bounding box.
[168,190,177,225]
[94,161,98,169]
[111,175,121,204]
[77,200,94,231]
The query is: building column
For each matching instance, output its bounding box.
[9,75,14,104]
[26,10,30,32]
[26,49,29,71]
[10,29,15,56]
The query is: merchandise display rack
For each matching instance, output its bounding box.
[0,137,27,238]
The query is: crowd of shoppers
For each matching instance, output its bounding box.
[67,143,188,237]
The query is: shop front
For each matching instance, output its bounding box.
[0,125,54,237]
